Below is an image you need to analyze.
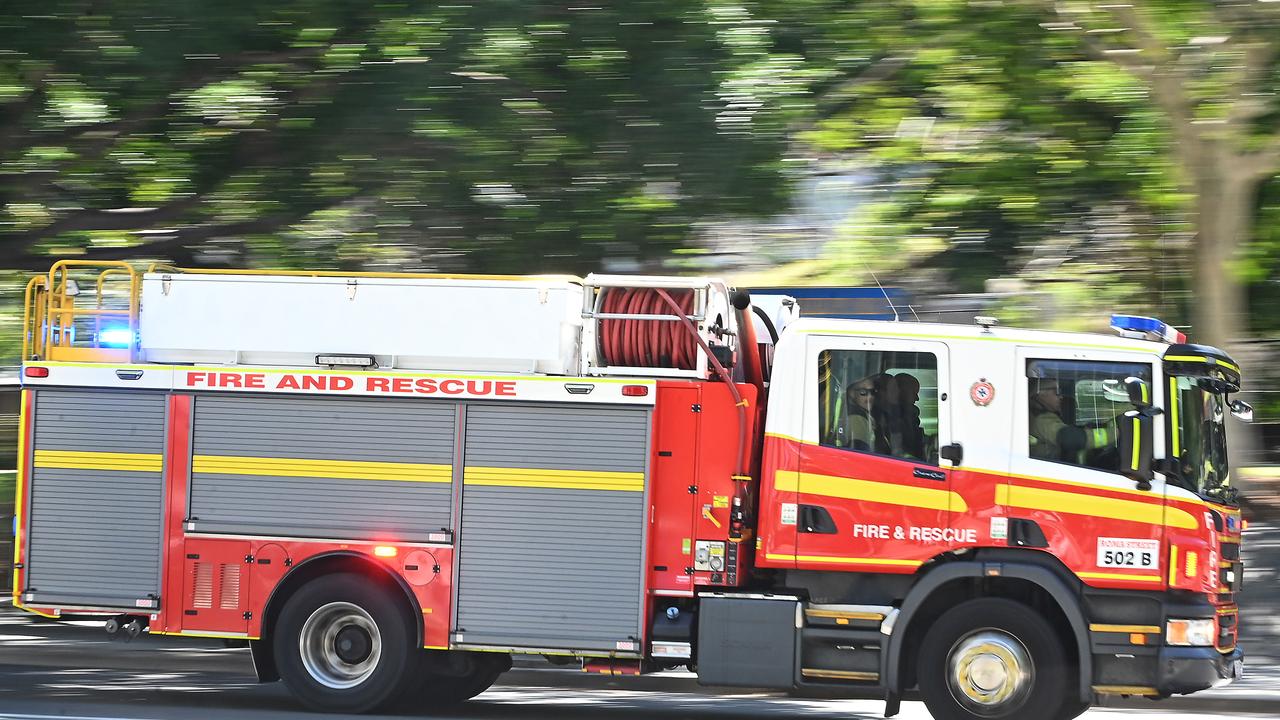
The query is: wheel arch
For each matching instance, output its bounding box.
[885,552,1092,704]
[249,551,423,683]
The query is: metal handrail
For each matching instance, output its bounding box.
[26,261,140,362]
[22,276,48,361]
[143,263,581,284]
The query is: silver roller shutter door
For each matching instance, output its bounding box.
[189,395,455,541]
[25,389,167,609]
[457,404,649,651]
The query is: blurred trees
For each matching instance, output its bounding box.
[748,0,1279,346]
[0,1,790,275]
[2,1,1277,348]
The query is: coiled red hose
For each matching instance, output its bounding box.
[598,288,698,370]
[598,287,749,483]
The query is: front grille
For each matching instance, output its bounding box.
[1221,541,1240,562]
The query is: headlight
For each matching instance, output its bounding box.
[1166,618,1215,647]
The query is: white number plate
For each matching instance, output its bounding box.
[1097,537,1160,570]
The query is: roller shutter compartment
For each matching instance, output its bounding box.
[25,389,167,609]
[456,404,650,652]
[189,394,455,541]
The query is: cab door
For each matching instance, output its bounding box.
[794,334,956,571]
[1007,348,1164,588]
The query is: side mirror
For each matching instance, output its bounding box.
[1230,399,1254,423]
[1118,410,1155,490]
[1125,377,1152,410]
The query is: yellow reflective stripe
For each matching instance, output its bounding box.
[1092,685,1160,696]
[1169,378,1180,457]
[765,431,805,445]
[765,552,922,567]
[805,609,886,621]
[796,327,1140,352]
[1169,545,1179,585]
[1130,418,1141,471]
[1089,624,1161,634]
[464,466,643,492]
[1000,483,1197,529]
[775,470,967,512]
[34,450,162,473]
[1078,571,1162,583]
[150,630,259,640]
[193,455,452,483]
[1164,355,1240,373]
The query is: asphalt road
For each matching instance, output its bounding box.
[1,606,1277,720]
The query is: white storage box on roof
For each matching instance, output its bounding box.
[138,272,585,374]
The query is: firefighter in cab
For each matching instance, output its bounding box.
[1029,378,1117,464]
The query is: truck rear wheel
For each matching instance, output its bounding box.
[274,572,418,713]
[917,598,1074,720]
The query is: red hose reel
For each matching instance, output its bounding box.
[597,288,698,370]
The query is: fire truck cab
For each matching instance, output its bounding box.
[11,262,1246,720]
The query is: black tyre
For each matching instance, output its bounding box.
[274,572,419,713]
[917,598,1077,720]
[1056,698,1089,720]
[406,652,509,709]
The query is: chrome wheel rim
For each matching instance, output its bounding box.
[946,629,1033,716]
[299,602,382,689]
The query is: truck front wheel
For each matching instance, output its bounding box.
[407,651,510,708]
[917,598,1077,720]
[274,572,418,713]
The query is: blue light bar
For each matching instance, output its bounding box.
[1110,314,1185,344]
[99,327,135,348]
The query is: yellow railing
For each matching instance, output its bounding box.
[23,261,140,363]
[142,262,580,283]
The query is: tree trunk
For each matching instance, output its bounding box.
[1190,147,1254,349]
[1190,142,1263,470]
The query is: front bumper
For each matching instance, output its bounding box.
[1159,645,1243,695]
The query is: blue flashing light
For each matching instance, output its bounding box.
[99,327,135,348]
[1110,314,1185,344]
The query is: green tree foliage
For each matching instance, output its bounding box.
[0,1,792,274]
[746,0,1280,344]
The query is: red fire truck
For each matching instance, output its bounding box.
[12,261,1246,719]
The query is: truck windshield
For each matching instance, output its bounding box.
[1170,376,1231,501]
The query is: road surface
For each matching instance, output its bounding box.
[1,606,1277,720]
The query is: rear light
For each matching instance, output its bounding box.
[24,367,49,378]
[622,385,649,397]
[373,546,398,558]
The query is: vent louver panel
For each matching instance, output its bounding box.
[192,563,214,609]
[218,564,241,610]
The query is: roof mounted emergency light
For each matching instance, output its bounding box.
[98,327,135,348]
[1110,315,1186,344]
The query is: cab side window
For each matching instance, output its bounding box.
[818,349,939,465]
[1026,359,1151,474]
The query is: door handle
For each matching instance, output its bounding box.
[940,442,963,466]
[798,505,837,534]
